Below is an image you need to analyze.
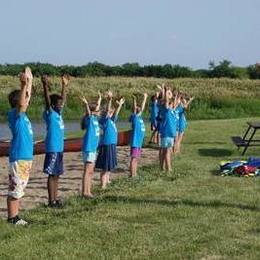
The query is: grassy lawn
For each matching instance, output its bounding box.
[0,118,260,259]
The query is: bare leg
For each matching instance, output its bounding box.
[82,163,94,196]
[159,148,164,170]
[130,158,138,177]
[165,148,172,172]
[176,132,184,153]
[82,163,87,196]
[7,197,19,218]
[47,176,56,203]
[101,171,107,189]
[106,171,111,184]
[53,176,59,201]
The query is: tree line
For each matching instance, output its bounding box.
[0,60,259,79]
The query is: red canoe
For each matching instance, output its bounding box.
[0,130,131,157]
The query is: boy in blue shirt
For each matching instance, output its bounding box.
[41,75,69,207]
[7,67,33,225]
[80,93,101,198]
[96,91,125,189]
[129,93,148,177]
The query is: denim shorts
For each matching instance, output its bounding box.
[43,152,64,176]
[82,151,97,163]
[160,137,174,148]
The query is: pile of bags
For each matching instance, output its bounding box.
[219,157,260,177]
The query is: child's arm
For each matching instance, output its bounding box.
[106,90,113,114]
[80,96,91,116]
[17,72,28,113]
[165,88,172,109]
[182,96,194,109]
[140,93,148,113]
[96,91,102,112]
[61,75,70,106]
[173,92,181,110]
[132,95,137,113]
[25,66,33,104]
[41,75,51,110]
[114,97,125,117]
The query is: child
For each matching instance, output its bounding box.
[159,87,178,172]
[7,67,33,225]
[129,93,148,177]
[41,74,69,207]
[149,92,159,144]
[96,91,125,189]
[81,92,102,198]
[174,94,194,154]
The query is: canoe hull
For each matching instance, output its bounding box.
[0,130,131,157]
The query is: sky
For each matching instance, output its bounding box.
[0,0,259,69]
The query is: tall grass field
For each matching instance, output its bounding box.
[0,76,260,121]
[0,118,260,259]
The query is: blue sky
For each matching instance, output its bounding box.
[0,0,259,68]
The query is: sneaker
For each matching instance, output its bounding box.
[54,199,63,207]
[48,200,56,208]
[82,194,95,200]
[48,199,63,208]
[7,215,28,225]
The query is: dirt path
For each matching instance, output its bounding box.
[0,147,158,217]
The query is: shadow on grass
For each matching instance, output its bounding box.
[102,195,260,212]
[198,148,232,157]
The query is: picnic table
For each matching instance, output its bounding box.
[232,122,260,155]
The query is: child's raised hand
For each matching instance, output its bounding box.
[156,84,162,90]
[106,90,113,99]
[116,97,125,106]
[61,74,70,86]
[41,75,50,86]
[80,96,88,105]
[166,89,173,99]
[98,91,102,98]
[25,67,33,81]
[19,72,27,86]
[143,92,148,98]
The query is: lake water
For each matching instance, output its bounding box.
[0,120,131,140]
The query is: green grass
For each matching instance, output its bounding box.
[1,76,260,121]
[1,117,260,259]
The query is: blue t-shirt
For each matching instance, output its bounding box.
[82,115,100,152]
[43,109,64,153]
[99,115,118,145]
[8,109,34,162]
[149,101,159,124]
[160,108,177,138]
[129,113,145,148]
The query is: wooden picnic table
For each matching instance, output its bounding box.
[232,122,260,155]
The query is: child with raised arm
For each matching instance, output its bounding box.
[149,92,159,144]
[96,91,125,189]
[174,94,194,154]
[41,75,69,207]
[129,93,148,177]
[7,67,33,225]
[159,87,178,172]
[81,92,102,198]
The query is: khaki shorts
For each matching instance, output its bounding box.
[8,160,32,199]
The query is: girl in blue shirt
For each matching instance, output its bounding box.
[96,91,125,189]
[149,92,159,144]
[129,93,148,177]
[174,94,194,154]
[158,86,178,172]
[80,93,101,198]
[41,75,69,208]
[7,67,33,225]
